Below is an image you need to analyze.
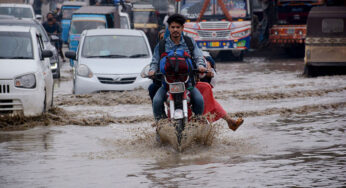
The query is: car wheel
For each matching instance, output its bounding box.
[232,50,244,61]
[43,90,47,113]
[72,79,76,94]
[50,86,54,108]
[56,68,61,79]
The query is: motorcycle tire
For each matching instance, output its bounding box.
[175,119,185,146]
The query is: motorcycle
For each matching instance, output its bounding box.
[141,65,211,151]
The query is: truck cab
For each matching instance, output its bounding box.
[131,4,159,50]
[60,1,86,44]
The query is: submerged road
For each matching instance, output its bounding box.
[1,51,345,187]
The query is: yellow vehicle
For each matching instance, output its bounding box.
[132,4,159,50]
[304,6,346,77]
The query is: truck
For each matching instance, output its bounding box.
[269,0,325,56]
[176,0,252,61]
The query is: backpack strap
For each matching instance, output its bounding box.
[183,36,198,87]
[158,39,166,64]
[183,35,196,68]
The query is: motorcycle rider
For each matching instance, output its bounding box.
[42,12,66,62]
[148,14,207,121]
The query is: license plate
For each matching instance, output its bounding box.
[169,82,185,93]
[287,29,295,34]
[210,42,220,47]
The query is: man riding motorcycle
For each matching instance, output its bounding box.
[148,14,207,121]
[43,12,66,62]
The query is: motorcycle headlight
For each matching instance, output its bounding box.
[15,73,36,89]
[232,29,250,38]
[77,64,93,78]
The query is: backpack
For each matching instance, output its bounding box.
[158,36,197,86]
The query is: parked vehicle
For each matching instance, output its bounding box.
[269,0,325,56]
[304,6,346,77]
[0,26,54,116]
[68,6,121,66]
[0,18,61,78]
[177,0,252,61]
[0,3,41,20]
[60,1,86,44]
[131,4,159,50]
[65,29,152,94]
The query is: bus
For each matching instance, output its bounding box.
[177,0,252,61]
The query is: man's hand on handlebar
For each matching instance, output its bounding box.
[148,70,156,78]
[198,66,207,73]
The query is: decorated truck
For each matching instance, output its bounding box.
[176,0,252,61]
[269,0,325,55]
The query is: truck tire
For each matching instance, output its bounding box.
[304,64,316,77]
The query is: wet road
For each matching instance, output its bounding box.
[1,53,345,187]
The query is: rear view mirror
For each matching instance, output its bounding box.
[65,51,76,60]
[36,15,42,21]
[42,50,53,58]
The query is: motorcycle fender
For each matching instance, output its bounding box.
[173,109,184,120]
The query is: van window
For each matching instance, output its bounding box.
[133,11,157,24]
[322,19,344,33]
[70,19,106,34]
[62,7,80,19]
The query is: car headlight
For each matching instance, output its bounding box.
[232,29,250,38]
[140,64,150,78]
[50,62,58,69]
[15,73,36,89]
[77,64,93,78]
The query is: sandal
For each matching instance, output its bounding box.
[228,118,244,131]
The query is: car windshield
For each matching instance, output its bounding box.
[62,7,79,19]
[70,20,106,34]
[82,35,150,58]
[0,7,33,19]
[0,31,33,59]
[181,0,249,19]
[133,11,157,24]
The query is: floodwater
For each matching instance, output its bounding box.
[1,52,345,187]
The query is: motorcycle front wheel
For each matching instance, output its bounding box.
[175,119,185,146]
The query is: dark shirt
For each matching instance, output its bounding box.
[42,22,61,34]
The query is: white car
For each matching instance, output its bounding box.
[0,18,61,78]
[0,4,40,20]
[0,26,54,116]
[65,29,152,94]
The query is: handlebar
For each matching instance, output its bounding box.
[193,69,208,74]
